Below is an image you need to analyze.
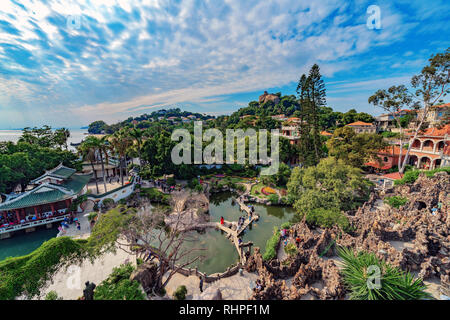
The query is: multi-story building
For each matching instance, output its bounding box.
[375,109,413,132]
[416,103,449,128]
[408,124,450,169]
[280,118,301,146]
[345,121,377,134]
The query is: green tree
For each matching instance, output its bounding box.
[326,126,388,168]
[296,64,326,166]
[88,120,108,134]
[287,157,370,217]
[79,136,101,194]
[369,85,413,171]
[110,130,133,185]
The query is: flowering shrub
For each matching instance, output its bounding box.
[261,186,276,195]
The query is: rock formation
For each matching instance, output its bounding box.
[246,172,449,299]
[259,91,280,105]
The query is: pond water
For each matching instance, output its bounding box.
[0,226,59,261]
[178,192,296,274]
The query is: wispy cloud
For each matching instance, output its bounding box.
[0,0,449,127]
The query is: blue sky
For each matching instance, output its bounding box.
[0,0,449,129]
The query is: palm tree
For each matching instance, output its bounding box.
[79,136,100,194]
[98,136,111,192]
[110,130,132,186]
[129,127,144,167]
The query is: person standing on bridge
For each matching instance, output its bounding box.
[220,216,224,225]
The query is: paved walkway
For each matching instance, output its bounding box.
[57,202,93,239]
[39,245,134,300]
[164,270,258,300]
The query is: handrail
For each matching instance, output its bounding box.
[0,213,70,234]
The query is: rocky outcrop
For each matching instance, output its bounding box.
[246,173,449,300]
[130,262,158,293]
[259,91,280,105]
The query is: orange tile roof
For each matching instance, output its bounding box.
[432,102,450,108]
[419,124,450,137]
[381,172,404,180]
[320,131,333,136]
[365,161,392,170]
[346,121,374,126]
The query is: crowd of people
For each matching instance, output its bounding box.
[281,226,302,248]
[0,208,71,229]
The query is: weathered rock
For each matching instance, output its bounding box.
[130,262,158,292]
[246,173,449,300]
[258,91,280,105]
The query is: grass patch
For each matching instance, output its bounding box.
[384,196,408,208]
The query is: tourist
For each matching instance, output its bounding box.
[199,277,204,293]
[76,221,81,230]
[238,238,243,246]
[145,250,152,262]
[220,216,224,225]
[295,236,301,247]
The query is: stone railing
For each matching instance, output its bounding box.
[175,263,242,283]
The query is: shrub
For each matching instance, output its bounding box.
[305,208,350,231]
[140,188,170,204]
[395,168,450,185]
[268,194,279,204]
[381,131,399,138]
[261,186,276,195]
[167,177,176,186]
[263,227,280,261]
[384,196,408,208]
[194,184,204,193]
[94,263,145,300]
[102,198,115,207]
[87,212,98,222]
[280,222,291,230]
[173,285,188,300]
[284,243,297,257]
[45,290,61,300]
[338,246,431,300]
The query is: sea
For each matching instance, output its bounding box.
[0,128,88,151]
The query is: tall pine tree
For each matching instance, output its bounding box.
[296,64,326,166]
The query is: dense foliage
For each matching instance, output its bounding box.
[327,126,387,168]
[173,285,188,300]
[384,196,408,208]
[263,227,281,261]
[94,263,145,300]
[394,167,450,185]
[0,237,89,300]
[338,247,431,300]
[305,208,350,231]
[0,140,81,193]
[288,157,370,217]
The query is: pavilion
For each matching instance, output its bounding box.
[0,164,92,233]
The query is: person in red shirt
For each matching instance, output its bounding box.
[220,216,224,225]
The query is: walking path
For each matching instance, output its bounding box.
[164,270,258,300]
[215,197,259,264]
